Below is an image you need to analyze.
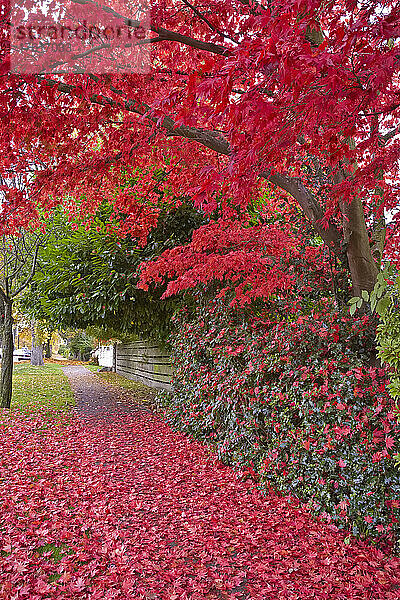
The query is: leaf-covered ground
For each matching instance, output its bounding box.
[1,368,400,599]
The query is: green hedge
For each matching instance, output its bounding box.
[159,299,400,544]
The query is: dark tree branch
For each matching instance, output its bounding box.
[0,285,7,303]
[237,0,268,14]
[11,238,42,298]
[261,171,343,258]
[153,25,230,55]
[37,75,232,154]
[181,0,238,44]
[379,127,399,146]
[70,0,230,56]
[35,74,344,255]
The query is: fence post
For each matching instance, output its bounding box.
[113,343,117,373]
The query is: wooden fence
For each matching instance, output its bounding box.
[115,340,172,392]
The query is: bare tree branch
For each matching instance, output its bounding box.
[11,235,43,299]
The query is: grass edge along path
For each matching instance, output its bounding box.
[92,369,157,405]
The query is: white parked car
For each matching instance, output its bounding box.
[13,347,31,361]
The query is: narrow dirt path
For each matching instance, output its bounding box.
[1,367,399,599]
[62,366,151,418]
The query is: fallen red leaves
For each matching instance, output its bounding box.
[1,409,399,599]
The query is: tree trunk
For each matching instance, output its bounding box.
[31,344,44,366]
[45,337,51,359]
[341,196,378,296]
[31,323,44,366]
[371,213,386,270]
[0,295,4,342]
[0,300,14,408]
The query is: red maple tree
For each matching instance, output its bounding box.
[0,0,398,296]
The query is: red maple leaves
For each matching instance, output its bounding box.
[0,0,398,245]
[1,407,400,599]
[139,218,299,304]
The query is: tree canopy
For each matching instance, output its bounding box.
[0,0,399,298]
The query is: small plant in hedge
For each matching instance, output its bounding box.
[350,263,400,405]
[350,263,400,471]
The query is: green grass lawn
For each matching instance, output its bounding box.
[11,362,75,414]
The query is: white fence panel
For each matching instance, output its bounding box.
[96,345,114,368]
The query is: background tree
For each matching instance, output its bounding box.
[0,227,46,407]
[68,331,96,362]
[21,201,204,346]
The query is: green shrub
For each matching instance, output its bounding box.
[160,298,400,544]
[68,331,95,361]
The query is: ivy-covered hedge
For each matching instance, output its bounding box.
[159,299,400,543]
